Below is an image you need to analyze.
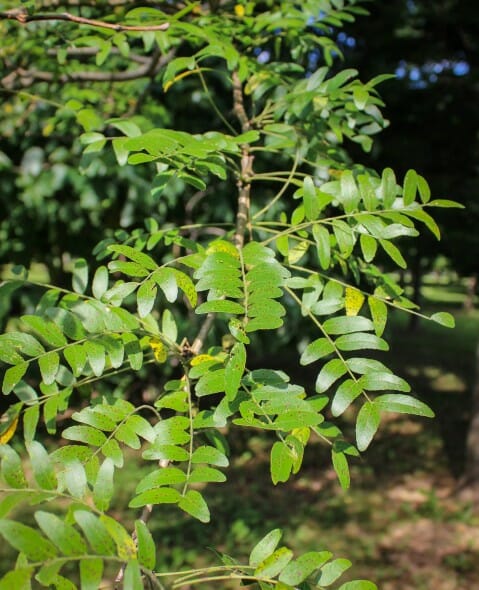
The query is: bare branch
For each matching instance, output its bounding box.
[1,49,174,88]
[0,8,169,31]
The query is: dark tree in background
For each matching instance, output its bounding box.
[344,0,479,490]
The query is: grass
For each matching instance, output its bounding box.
[1,279,479,588]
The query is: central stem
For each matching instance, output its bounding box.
[232,71,253,249]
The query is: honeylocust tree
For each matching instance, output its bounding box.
[0,1,459,589]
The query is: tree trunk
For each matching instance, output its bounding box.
[463,274,477,312]
[458,338,479,500]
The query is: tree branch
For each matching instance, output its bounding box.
[1,49,174,88]
[46,46,151,65]
[232,71,253,249]
[0,8,169,31]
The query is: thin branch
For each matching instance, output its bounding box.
[0,8,169,31]
[190,313,216,355]
[46,46,151,65]
[2,49,174,87]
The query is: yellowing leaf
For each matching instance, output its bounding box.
[164,68,201,92]
[345,287,365,317]
[190,354,218,366]
[149,338,167,363]
[0,410,20,445]
[234,4,245,17]
[206,240,239,258]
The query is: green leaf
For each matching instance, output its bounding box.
[0,519,57,560]
[323,315,374,335]
[331,379,362,417]
[152,268,178,303]
[129,487,181,508]
[300,338,334,365]
[0,569,33,589]
[92,266,109,299]
[374,394,434,417]
[23,404,40,443]
[378,168,397,207]
[379,239,407,268]
[249,529,283,567]
[312,225,331,270]
[359,234,377,262]
[358,372,410,392]
[80,558,103,590]
[72,407,117,432]
[152,417,190,446]
[2,362,28,394]
[84,341,106,377]
[332,448,350,490]
[338,581,377,590]
[22,315,67,347]
[270,441,293,484]
[332,220,355,256]
[162,309,178,342]
[196,300,245,314]
[93,458,115,511]
[315,359,348,393]
[0,445,27,488]
[178,490,210,522]
[74,510,116,556]
[427,199,463,208]
[64,459,88,499]
[368,297,388,337]
[100,515,137,560]
[405,208,440,239]
[126,414,156,443]
[108,244,158,271]
[402,169,417,206]
[430,312,455,328]
[122,333,143,370]
[124,560,143,590]
[356,401,380,451]
[35,510,87,556]
[26,441,57,490]
[137,280,157,318]
[63,424,108,447]
[196,368,226,397]
[191,445,229,467]
[255,546,294,579]
[224,342,246,400]
[279,551,333,585]
[115,422,141,449]
[317,558,352,585]
[353,86,369,109]
[339,170,359,213]
[136,520,156,569]
[72,258,89,294]
[189,466,226,483]
[303,176,319,220]
[335,332,388,352]
[38,351,60,385]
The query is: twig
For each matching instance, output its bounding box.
[0,8,169,31]
[190,313,216,355]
